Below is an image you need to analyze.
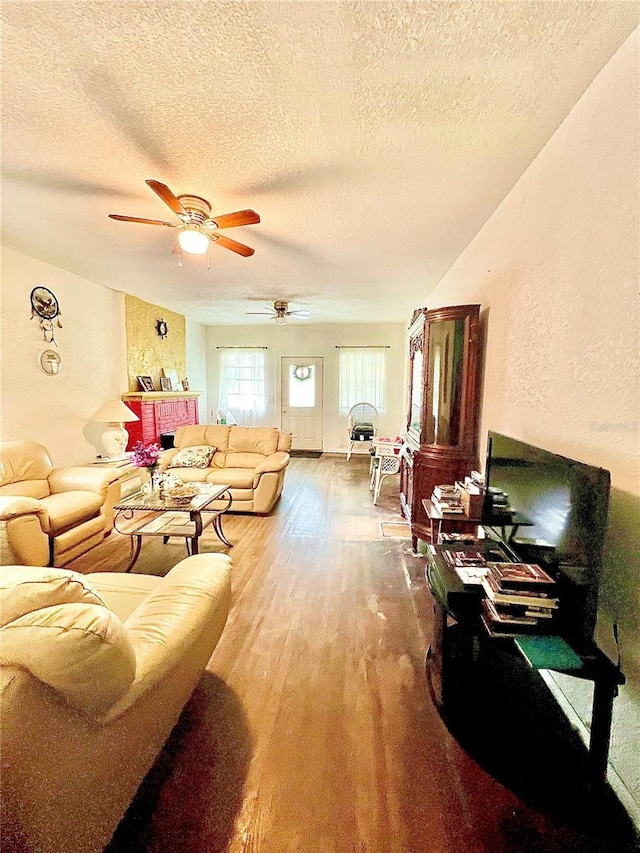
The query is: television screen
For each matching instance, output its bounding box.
[483,432,611,650]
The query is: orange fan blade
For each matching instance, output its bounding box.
[213,234,255,257]
[210,209,260,229]
[109,214,177,227]
[145,179,186,216]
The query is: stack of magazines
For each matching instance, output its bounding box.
[431,484,464,514]
[480,562,559,636]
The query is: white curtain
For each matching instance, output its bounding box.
[339,349,386,413]
[218,350,266,426]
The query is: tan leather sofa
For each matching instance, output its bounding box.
[159,424,292,514]
[0,440,122,567]
[0,553,232,853]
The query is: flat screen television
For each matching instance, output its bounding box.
[482,432,611,651]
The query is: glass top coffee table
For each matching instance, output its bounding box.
[114,484,232,572]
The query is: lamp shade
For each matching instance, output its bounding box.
[90,400,139,424]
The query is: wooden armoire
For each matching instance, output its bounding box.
[399,304,482,549]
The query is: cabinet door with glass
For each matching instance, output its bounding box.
[402,304,482,547]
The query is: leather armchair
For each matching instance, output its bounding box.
[0,554,232,853]
[0,440,122,567]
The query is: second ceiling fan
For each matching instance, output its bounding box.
[109,179,259,257]
[247,301,311,325]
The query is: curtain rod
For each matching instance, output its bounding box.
[216,346,268,350]
[334,345,391,349]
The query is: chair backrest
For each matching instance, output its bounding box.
[347,403,378,430]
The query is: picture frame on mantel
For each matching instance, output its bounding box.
[159,377,172,391]
[162,368,180,390]
[137,375,155,392]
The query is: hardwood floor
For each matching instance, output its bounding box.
[99,455,639,853]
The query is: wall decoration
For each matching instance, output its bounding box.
[30,286,62,344]
[156,318,168,339]
[137,375,155,392]
[40,350,63,375]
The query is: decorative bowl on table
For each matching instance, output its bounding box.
[165,484,200,504]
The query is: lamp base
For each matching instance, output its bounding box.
[100,424,129,460]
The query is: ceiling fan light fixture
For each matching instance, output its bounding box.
[178,225,209,254]
[275,315,287,326]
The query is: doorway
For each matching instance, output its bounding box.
[280,357,324,451]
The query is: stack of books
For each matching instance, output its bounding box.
[442,549,488,585]
[486,486,515,518]
[431,484,464,514]
[480,562,559,636]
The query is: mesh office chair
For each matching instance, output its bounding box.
[346,403,378,460]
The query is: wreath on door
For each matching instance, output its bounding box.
[293,365,311,381]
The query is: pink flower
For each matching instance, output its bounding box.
[132,441,160,469]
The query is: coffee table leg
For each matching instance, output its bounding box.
[213,513,233,547]
[125,534,143,573]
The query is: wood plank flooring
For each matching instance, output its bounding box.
[94,456,639,853]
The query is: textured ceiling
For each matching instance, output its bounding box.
[1,1,638,325]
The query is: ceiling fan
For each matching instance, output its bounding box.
[247,301,311,325]
[109,179,259,257]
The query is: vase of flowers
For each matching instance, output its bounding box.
[131,441,161,495]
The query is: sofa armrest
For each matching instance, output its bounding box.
[0,495,48,524]
[253,451,290,478]
[48,467,122,496]
[0,497,50,565]
[157,449,179,471]
[100,553,232,723]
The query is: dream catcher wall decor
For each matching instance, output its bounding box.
[30,286,62,345]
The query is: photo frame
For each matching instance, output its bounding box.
[162,368,180,390]
[137,375,155,392]
[160,376,172,391]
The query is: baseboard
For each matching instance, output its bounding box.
[290,450,323,458]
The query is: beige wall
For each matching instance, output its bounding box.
[205,323,407,452]
[426,31,639,823]
[0,248,127,465]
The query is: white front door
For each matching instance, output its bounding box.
[281,357,324,451]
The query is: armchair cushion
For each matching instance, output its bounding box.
[0,567,136,716]
[41,491,104,535]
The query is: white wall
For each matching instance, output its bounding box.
[205,323,407,451]
[426,31,640,824]
[0,248,127,466]
[186,318,208,423]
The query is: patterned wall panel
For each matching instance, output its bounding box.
[125,294,186,392]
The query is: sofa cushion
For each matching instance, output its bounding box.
[169,445,216,469]
[228,426,279,456]
[0,565,106,623]
[0,440,53,488]
[40,491,103,535]
[0,566,136,716]
[207,468,255,489]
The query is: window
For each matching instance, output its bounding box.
[218,349,266,422]
[339,348,386,413]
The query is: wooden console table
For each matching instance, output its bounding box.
[122,392,201,450]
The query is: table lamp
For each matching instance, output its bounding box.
[89,400,139,459]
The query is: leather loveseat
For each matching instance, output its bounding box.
[0,553,232,853]
[0,440,123,567]
[159,424,292,514]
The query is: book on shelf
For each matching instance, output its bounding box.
[481,598,551,637]
[433,484,458,500]
[481,572,559,609]
[442,549,488,585]
[443,550,487,567]
[514,635,583,671]
[431,494,464,514]
[487,561,556,592]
